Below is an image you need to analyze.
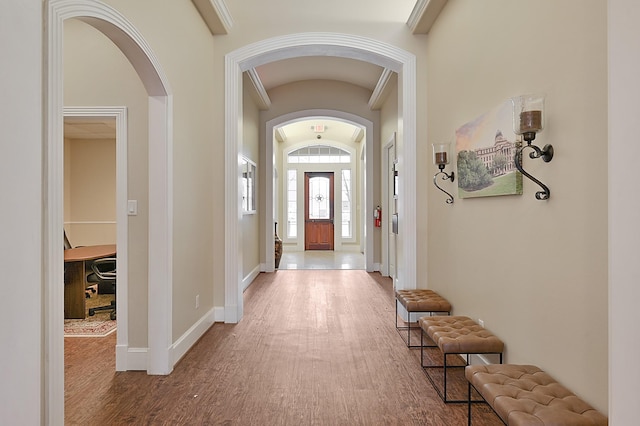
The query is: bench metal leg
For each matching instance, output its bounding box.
[423,349,502,404]
[395,300,450,349]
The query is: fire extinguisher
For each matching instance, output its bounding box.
[374,206,382,228]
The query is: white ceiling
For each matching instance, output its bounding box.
[276,118,364,145]
[255,56,384,92]
[253,56,385,143]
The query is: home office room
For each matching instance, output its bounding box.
[63,114,117,330]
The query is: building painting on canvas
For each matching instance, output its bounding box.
[455,100,522,198]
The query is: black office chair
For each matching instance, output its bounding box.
[64,230,97,298]
[87,257,117,320]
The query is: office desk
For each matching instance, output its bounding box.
[64,244,116,319]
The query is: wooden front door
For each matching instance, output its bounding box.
[304,172,334,250]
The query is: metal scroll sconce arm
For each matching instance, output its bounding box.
[514,141,554,200]
[434,167,455,204]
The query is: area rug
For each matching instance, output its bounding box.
[64,319,116,337]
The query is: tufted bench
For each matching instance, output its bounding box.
[465,364,608,425]
[395,289,451,348]
[419,315,504,403]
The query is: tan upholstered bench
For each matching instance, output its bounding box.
[419,315,504,403]
[395,289,451,348]
[465,364,608,425]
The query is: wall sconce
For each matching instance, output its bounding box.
[432,142,455,204]
[512,94,554,200]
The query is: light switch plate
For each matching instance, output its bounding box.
[127,200,138,216]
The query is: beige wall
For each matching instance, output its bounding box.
[424,0,608,412]
[64,137,117,246]
[242,75,261,279]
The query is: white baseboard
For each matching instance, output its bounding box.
[242,265,261,292]
[117,346,148,371]
[470,353,501,365]
[214,306,225,322]
[171,307,216,366]
[117,306,225,372]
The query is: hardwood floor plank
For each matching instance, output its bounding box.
[65,271,502,425]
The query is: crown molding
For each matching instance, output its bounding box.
[191,0,233,35]
[368,68,394,110]
[351,127,365,143]
[245,68,271,110]
[275,127,287,142]
[407,0,448,34]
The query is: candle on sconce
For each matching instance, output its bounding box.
[520,110,542,133]
[433,142,451,166]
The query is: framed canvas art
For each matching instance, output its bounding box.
[455,100,522,198]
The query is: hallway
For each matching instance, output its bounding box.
[65,270,500,425]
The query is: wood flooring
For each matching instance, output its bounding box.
[65,270,502,425]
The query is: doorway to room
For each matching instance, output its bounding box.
[47,3,175,421]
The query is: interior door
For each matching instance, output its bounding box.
[305,172,334,250]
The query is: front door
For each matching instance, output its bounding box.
[305,172,334,250]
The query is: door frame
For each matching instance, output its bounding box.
[64,106,129,366]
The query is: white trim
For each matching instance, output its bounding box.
[191,0,233,35]
[246,68,271,109]
[228,33,417,324]
[118,347,149,371]
[64,106,129,372]
[47,2,174,421]
[214,306,226,322]
[170,307,216,365]
[368,68,394,110]
[242,265,261,292]
[407,0,449,34]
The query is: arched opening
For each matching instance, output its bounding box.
[264,110,374,273]
[226,33,418,323]
[46,0,173,421]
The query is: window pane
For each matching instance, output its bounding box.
[309,176,330,219]
[241,176,248,211]
[341,170,352,238]
[288,145,351,164]
[287,170,297,238]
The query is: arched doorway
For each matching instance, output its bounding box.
[264,110,374,273]
[225,33,418,323]
[46,0,173,421]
